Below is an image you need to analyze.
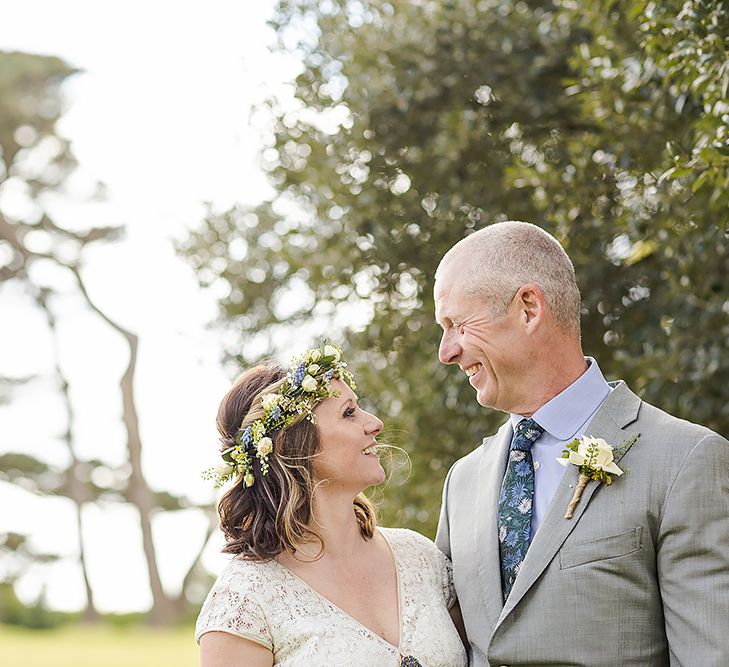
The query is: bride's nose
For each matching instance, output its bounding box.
[365,412,384,436]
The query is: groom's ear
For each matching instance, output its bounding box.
[514,283,546,331]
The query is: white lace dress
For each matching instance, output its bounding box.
[195,527,467,666]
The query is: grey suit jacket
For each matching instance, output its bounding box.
[436,381,729,667]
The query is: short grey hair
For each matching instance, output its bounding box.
[437,221,581,336]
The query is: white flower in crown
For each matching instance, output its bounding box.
[310,349,321,362]
[323,344,340,361]
[301,375,318,392]
[244,473,255,487]
[256,437,273,456]
[261,393,281,411]
[308,363,321,375]
[215,463,236,478]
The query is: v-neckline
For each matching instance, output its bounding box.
[273,527,404,652]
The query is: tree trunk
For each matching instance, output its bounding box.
[121,334,177,624]
[71,469,100,623]
[70,269,178,624]
[38,290,100,622]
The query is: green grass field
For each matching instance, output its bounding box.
[0,624,198,667]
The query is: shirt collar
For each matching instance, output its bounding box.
[510,357,610,440]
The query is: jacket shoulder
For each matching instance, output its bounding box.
[636,398,725,450]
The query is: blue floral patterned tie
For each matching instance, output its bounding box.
[498,418,544,601]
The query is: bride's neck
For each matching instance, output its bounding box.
[299,489,367,561]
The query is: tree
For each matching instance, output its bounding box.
[0,532,60,627]
[0,51,214,623]
[642,0,729,209]
[180,0,728,536]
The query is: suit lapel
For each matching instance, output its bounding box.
[497,382,642,624]
[475,422,512,629]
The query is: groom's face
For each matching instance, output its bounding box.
[434,270,528,413]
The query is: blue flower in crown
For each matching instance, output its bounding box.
[292,362,307,388]
[241,426,254,449]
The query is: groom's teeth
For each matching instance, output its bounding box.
[465,364,481,377]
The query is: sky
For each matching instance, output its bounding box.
[0,0,299,612]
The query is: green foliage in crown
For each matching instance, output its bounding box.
[203,344,355,488]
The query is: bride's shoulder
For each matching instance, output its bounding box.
[379,527,441,557]
[196,556,277,648]
[210,555,278,593]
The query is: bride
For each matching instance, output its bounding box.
[196,344,467,666]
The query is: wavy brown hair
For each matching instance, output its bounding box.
[216,364,377,560]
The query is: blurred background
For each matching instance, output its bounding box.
[1,0,727,664]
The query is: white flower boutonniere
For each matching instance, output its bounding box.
[556,435,638,519]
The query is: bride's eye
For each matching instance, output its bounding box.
[343,407,356,418]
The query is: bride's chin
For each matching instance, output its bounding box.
[368,466,386,487]
[353,469,386,491]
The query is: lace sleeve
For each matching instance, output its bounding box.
[436,545,457,610]
[195,561,273,650]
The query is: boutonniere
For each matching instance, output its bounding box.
[556,435,638,519]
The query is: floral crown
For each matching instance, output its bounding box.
[204,343,355,488]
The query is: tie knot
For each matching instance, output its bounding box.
[511,418,544,452]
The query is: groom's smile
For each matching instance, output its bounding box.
[464,363,481,377]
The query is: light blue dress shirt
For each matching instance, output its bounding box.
[509,357,612,536]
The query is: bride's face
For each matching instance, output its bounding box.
[312,380,385,492]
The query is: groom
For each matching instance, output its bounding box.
[434,221,729,666]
